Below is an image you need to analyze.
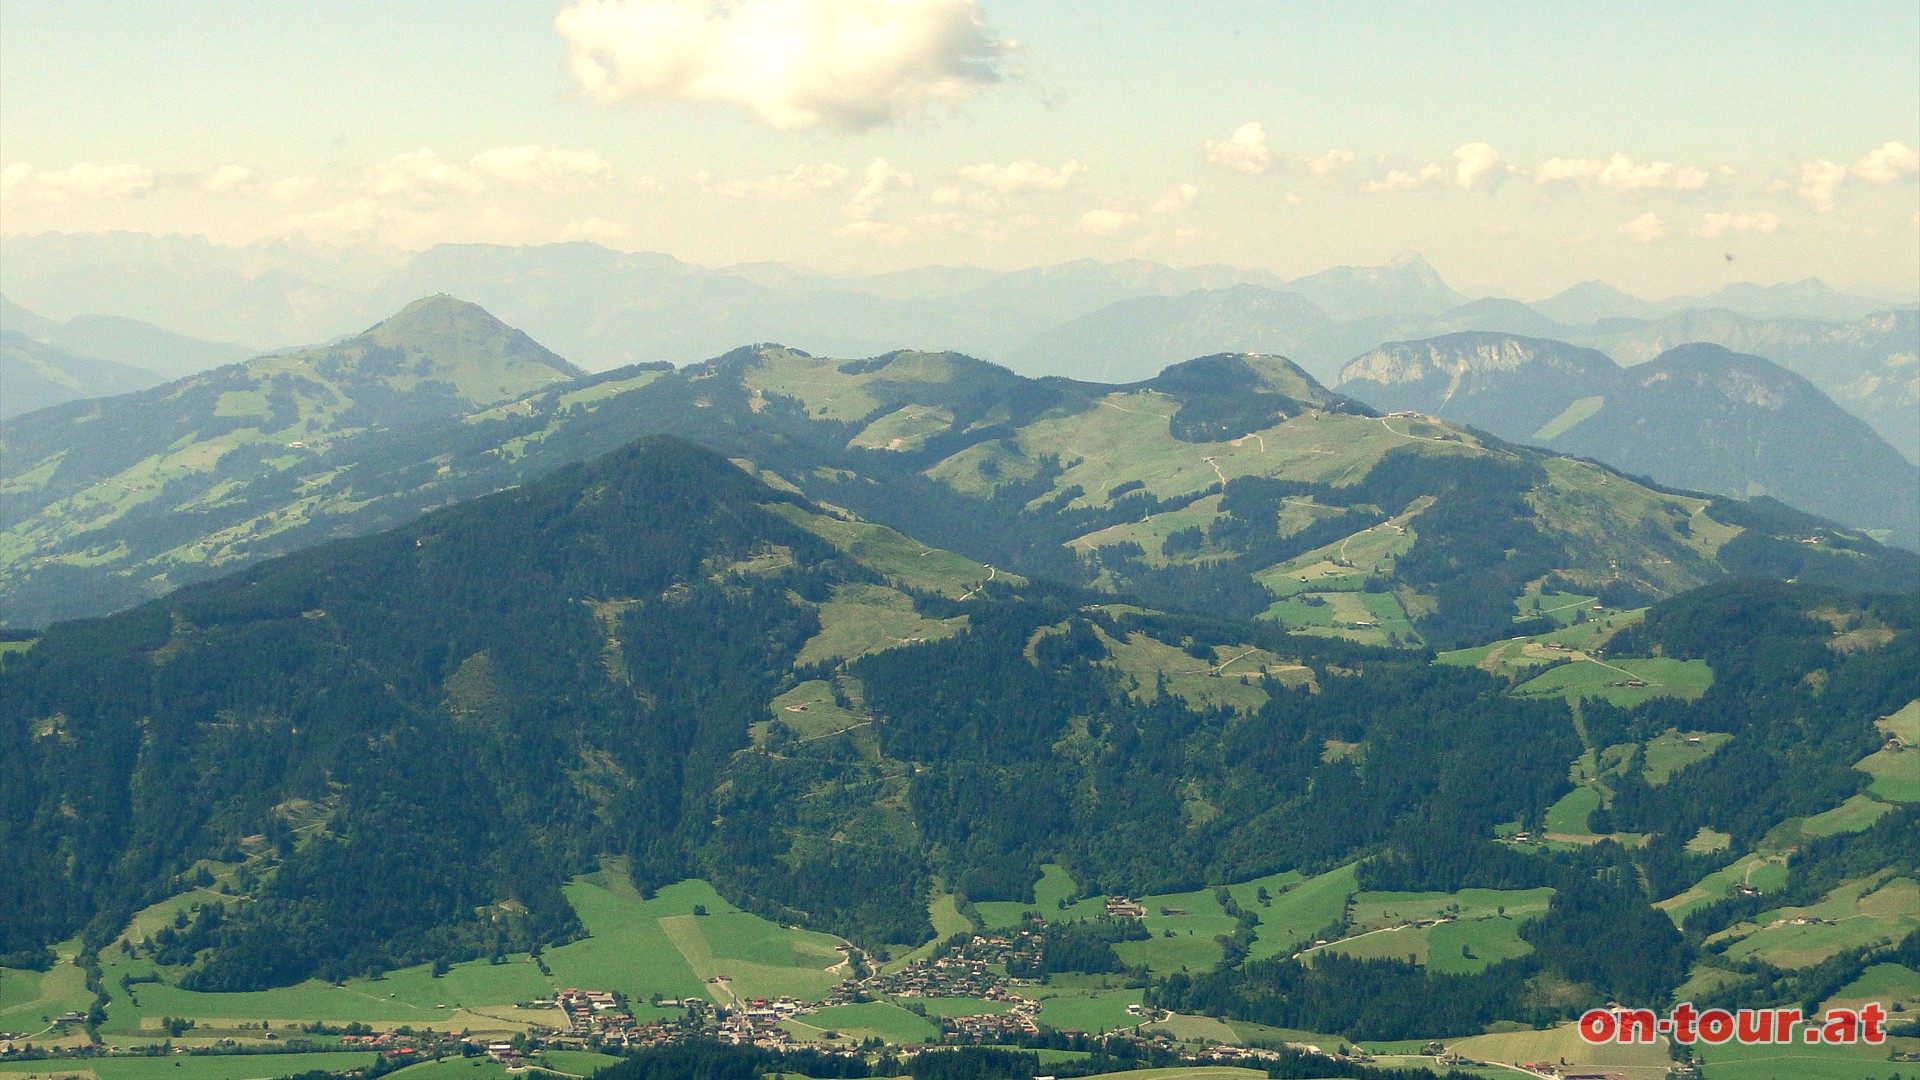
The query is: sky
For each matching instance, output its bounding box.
[2,0,1917,300]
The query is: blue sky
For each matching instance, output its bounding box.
[3,1,1916,298]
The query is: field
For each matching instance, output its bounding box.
[1436,607,1646,681]
[0,1052,379,1080]
[1313,888,1550,975]
[1855,698,1920,803]
[1821,961,1920,1014]
[898,997,1011,1018]
[1688,1033,1920,1080]
[1,955,93,1034]
[974,864,1105,928]
[1066,495,1229,568]
[1446,1024,1673,1080]
[756,680,869,745]
[1242,866,1358,962]
[794,582,967,666]
[1260,587,1420,649]
[1013,393,1435,514]
[1510,656,1712,708]
[880,890,972,973]
[1252,501,1429,603]
[1511,585,1601,627]
[81,871,853,1047]
[385,1051,622,1080]
[1658,853,1790,924]
[562,879,849,1004]
[1543,785,1600,835]
[786,1002,937,1045]
[974,864,1353,967]
[1796,792,1896,838]
[764,502,1016,598]
[1030,985,1143,1035]
[1093,628,1310,716]
[1716,875,1920,969]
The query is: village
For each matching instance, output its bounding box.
[0,894,1701,1080]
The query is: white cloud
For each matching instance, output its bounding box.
[470,146,614,192]
[1205,122,1271,175]
[834,218,910,244]
[846,157,912,219]
[0,161,154,204]
[1853,141,1919,184]
[554,0,1009,131]
[1698,211,1779,238]
[1305,148,1354,178]
[368,148,484,197]
[1596,156,1675,191]
[1619,212,1665,242]
[1452,142,1503,190]
[561,216,632,243]
[1148,183,1198,213]
[1282,192,1304,206]
[1673,166,1710,190]
[930,183,997,211]
[269,176,319,201]
[1078,207,1138,235]
[957,159,1082,193]
[1796,159,1847,211]
[1366,163,1443,192]
[1533,153,1710,191]
[703,162,852,198]
[203,164,254,192]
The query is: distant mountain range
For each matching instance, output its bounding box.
[3,234,1913,460]
[1,330,165,419]
[1336,333,1920,548]
[1,292,260,414]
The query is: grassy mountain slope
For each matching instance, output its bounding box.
[0,295,580,619]
[6,321,1916,647]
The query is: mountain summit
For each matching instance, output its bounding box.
[1337,333,1920,547]
[0,295,584,619]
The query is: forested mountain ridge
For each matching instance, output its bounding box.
[2,432,1915,1040]
[0,433,1574,984]
[1586,306,1920,464]
[1335,334,1920,547]
[6,305,1916,648]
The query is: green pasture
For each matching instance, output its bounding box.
[1448,1024,1674,1080]
[1032,987,1142,1034]
[1856,699,1920,802]
[756,680,869,745]
[787,1002,936,1045]
[1689,1033,1920,1080]
[1658,853,1791,924]
[1796,793,1896,838]
[0,1052,379,1080]
[1510,656,1712,708]
[1717,876,1920,969]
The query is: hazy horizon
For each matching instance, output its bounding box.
[4,1,1917,302]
